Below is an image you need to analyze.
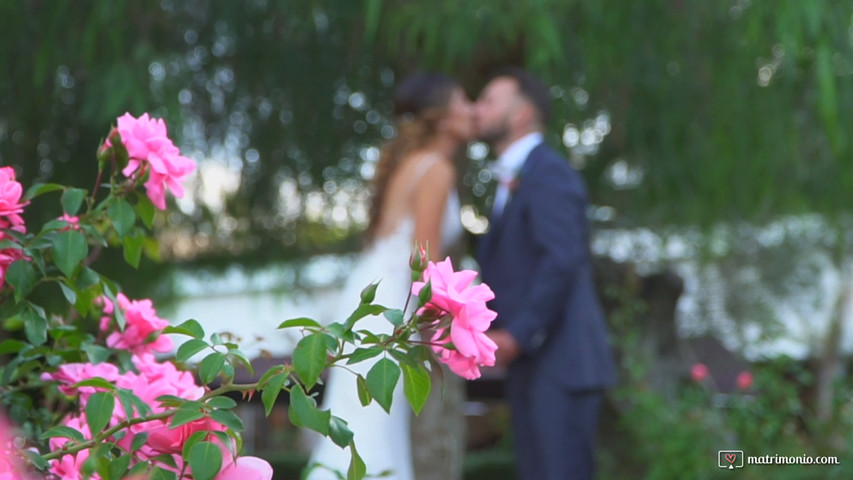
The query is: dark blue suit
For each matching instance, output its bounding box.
[477,142,616,480]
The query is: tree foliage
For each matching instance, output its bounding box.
[1,1,851,276]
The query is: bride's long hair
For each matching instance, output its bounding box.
[366,72,458,242]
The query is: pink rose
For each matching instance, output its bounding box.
[48,452,93,480]
[100,293,174,354]
[412,258,498,379]
[736,371,753,390]
[0,417,31,480]
[0,236,25,291]
[49,416,91,452]
[216,456,274,480]
[41,362,120,399]
[146,417,227,455]
[0,167,27,228]
[111,113,196,210]
[690,363,709,382]
[113,354,204,413]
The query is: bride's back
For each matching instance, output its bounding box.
[372,151,450,240]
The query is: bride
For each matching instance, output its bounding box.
[305,72,474,479]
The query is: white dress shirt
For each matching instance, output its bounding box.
[491,132,544,218]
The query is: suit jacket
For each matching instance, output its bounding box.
[477,142,616,390]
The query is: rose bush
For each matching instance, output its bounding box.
[0,113,497,479]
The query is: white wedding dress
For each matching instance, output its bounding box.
[306,156,464,480]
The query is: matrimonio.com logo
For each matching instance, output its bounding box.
[718,450,841,469]
[718,450,744,469]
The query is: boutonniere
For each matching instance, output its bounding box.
[499,172,522,193]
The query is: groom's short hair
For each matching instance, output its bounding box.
[494,67,552,126]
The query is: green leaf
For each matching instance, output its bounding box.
[155,395,186,407]
[101,286,126,330]
[74,377,116,391]
[40,425,86,443]
[6,260,36,301]
[293,333,330,390]
[164,319,205,339]
[261,372,288,416]
[346,347,384,365]
[347,442,367,480]
[81,343,111,364]
[344,304,388,330]
[122,229,144,268]
[58,281,77,305]
[356,375,371,406]
[401,364,431,415]
[181,430,208,462]
[288,386,330,435]
[199,352,226,384]
[366,358,400,414]
[360,282,379,304]
[51,230,88,277]
[23,182,63,201]
[0,339,27,355]
[277,317,322,330]
[116,389,142,421]
[130,432,149,452]
[134,194,156,229]
[24,450,48,470]
[150,466,178,480]
[209,408,244,432]
[23,309,47,346]
[85,392,115,434]
[326,322,356,343]
[417,281,432,309]
[383,309,404,327]
[108,198,136,237]
[61,188,86,216]
[206,396,237,409]
[169,403,205,429]
[226,347,254,376]
[188,441,222,480]
[128,462,149,478]
[329,415,354,448]
[77,267,101,289]
[177,338,209,362]
[108,454,131,480]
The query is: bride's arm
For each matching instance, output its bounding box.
[412,159,454,262]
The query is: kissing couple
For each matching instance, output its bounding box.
[307,68,616,480]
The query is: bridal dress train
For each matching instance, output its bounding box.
[306,156,463,480]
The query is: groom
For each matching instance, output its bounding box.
[475,68,617,480]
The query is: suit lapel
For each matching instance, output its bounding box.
[478,144,546,264]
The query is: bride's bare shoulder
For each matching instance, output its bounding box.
[401,151,456,184]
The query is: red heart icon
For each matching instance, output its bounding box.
[725,454,737,464]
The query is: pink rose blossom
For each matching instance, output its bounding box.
[48,452,93,480]
[0,417,31,480]
[115,354,205,411]
[111,112,196,210]
[48,417,91,453]
[99,293,174,354]
[736,371,753,390]
[146,417,227,455]
[412,257,498,379]
[0,237,25,292]
[40,362,120,399]
[690,363,709,382]
[216,456,274,480]
[0,167,27,228]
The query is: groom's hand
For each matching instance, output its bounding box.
[488,329,520,366]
